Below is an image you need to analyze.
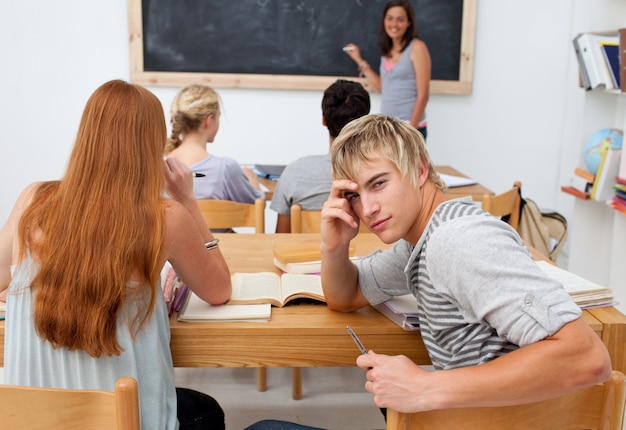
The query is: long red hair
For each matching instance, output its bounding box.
[18,80,166,357]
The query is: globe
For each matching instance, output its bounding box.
[583,128,623,175]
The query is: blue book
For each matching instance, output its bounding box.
[600,42,620,89]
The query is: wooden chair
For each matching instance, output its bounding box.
[0,376,140,430]
[387,369,626,430]
[481,181,522,231]
[196,198,265,233]
[196,198,269,392]
[290,204,370,233]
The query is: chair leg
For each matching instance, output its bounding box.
[256,367,267,392]
[292,367,302,400]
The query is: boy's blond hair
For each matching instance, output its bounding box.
[331,114,446,191]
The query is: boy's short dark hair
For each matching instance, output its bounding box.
[322,79,371,138]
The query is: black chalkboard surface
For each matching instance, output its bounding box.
[128,0,476,93]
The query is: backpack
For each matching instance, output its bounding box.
[517,197,568,262]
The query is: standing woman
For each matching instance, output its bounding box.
[165,84,265,202]
[344,0,431,139]
[0,80,231,429]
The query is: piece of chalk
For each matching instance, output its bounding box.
[343,47,354,51]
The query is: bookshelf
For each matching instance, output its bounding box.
[566,35,626,314]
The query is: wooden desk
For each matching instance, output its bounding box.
[0,234,623,379]
[167,234,624,376]
[258,165,492,202]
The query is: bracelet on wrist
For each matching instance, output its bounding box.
[358,61,370,77]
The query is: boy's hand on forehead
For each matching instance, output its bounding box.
[320,179,361,251]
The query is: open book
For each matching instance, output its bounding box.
[535,261,614,309]
[228,272,325,307]
[438,173,478,188]
[178,292,271,322]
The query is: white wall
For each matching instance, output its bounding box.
[0,0,623,244]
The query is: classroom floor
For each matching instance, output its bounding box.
[175,366,387,430]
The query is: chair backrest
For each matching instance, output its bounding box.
[290,204,369,233]
[481,181,522,231]
[0,376,140,430]
[387,370,626,430]
[197,198,265,233]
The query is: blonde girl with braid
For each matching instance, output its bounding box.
[166,85,264,209]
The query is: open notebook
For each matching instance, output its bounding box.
[438,173,478,188]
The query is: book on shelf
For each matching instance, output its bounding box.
[600,41,621,88]
[574,167,595,183]
[535,261,614,309]
[590,146,622,202]
[273,240,355,274]
[614,178,626,214]
[561,185,589,200]
[618,28,626,92]
[178,292,271,322]
[619,139,626,179]
[373,294,420,331]
[614,182,626,196]
[228,272,325,307]
[567,172,593,193]
[573,32,619,90]
[611,195,626,214]
[573,35,592,89]
[573,33,611,90]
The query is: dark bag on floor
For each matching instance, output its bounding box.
[518,197,567,262]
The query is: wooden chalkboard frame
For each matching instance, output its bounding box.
[128,0,476,94]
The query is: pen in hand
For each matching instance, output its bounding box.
[347,325,368,355]
[193,172,206,178]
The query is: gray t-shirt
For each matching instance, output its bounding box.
[191,154,264,202]
[357,198,581,369]
[270,153,332,216]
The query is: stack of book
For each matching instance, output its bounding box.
[612,150,626,213]
[272,239,355,274]
[374,294,420,331]
[573,30,624,92]
[562,143,623,202]
[611,178,626,214]
[535,261,615,309]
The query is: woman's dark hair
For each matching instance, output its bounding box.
[378,0,419,56]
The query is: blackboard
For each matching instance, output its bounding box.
[128,0,476,94]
